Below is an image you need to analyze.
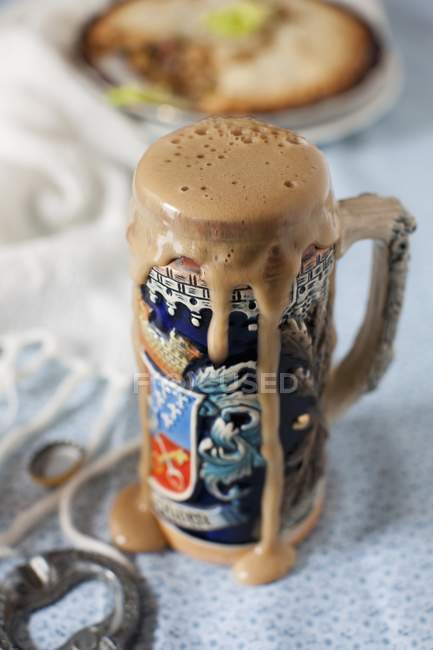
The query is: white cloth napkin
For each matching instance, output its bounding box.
[0,9,146,378]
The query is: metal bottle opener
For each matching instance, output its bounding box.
[0,550,141,650]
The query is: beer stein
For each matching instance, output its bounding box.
[110,117,415,585]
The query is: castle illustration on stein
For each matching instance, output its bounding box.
[138,246,334,545]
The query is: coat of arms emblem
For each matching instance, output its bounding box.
[146,358,204,501]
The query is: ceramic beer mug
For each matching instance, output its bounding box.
[110,117,415,585]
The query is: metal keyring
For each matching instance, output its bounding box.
[28,441,86,488]
[0,550,141,650]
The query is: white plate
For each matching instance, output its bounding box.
[79,0,402,145]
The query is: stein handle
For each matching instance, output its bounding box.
[323,193,416,423]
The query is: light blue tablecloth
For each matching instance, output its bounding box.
[1,1,432,648]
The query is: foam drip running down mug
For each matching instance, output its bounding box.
[110,117,415,585]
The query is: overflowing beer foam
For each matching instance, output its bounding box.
[133,116,335,236]
[120,117,340,584]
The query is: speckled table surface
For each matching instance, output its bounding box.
[1,1,433,649]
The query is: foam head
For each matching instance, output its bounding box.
[133,117,336,242]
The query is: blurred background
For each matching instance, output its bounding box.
[0,1,432,649]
